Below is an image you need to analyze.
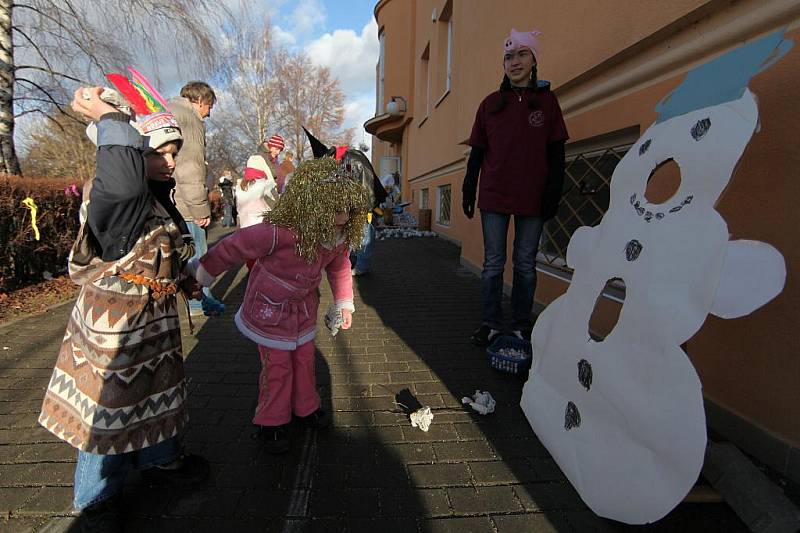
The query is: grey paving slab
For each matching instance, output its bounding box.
[493,512,570,533]
[0,227,752,531]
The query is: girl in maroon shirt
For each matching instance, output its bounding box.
[462,28,569,346]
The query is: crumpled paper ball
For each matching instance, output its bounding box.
[462,390,496,415]
[324,305,344,336]
[410,406,434,431]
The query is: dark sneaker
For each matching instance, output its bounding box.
[513,327,533,342]
[298,409,330,429]
[252,425,290,454]
[201,294,226,316]
[470,325,501,347]
[76,495,123,533]
[140,453,210,487]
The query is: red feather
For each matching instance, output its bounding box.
[106,73,150,115]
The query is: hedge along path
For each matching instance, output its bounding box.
[0,175,84,292]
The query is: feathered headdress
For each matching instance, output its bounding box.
[84,67,181,151]
[105,67,170,116]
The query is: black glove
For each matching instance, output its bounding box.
[462,188,476,219]
[541,140,566,221]
[462,147,483,220]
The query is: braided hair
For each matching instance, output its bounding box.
[490,64,540,114]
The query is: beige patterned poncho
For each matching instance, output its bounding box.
[39,198,189,455]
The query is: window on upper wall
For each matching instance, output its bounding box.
[377,31,385,115]
[420,188,429,209]
[538,127,640,274]
[419,42,430,123]
[435,0,453,104]
[437,184,451,226]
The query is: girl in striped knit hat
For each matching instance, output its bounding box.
[263,133,287,192]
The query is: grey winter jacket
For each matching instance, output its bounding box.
[169,96,210,221]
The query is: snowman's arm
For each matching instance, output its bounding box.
[565,226,597,269]
[710,239,786,319]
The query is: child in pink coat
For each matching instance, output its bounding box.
[188,158,370,453]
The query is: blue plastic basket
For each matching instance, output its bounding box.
[487,335,532,375]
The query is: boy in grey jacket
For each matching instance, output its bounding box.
[169,81,225,316]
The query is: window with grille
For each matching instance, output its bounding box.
[437,184,451,226]
[420,188,429,209]
[538,139,635,272]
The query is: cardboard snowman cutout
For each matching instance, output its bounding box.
[520,31,792,524]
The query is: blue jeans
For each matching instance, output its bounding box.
[480,210,544,331]
[187,221,215,305]
[350,222,375,272]
[73,437,179,510]
[222,202,234,227]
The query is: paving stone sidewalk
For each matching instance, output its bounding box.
[0,227,747,532]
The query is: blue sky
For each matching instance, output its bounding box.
[14,1,381,150]
[321,0,377,35]
[263,0,380,145]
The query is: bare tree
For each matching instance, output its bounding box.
[19,110,95,180]
[0,0,226,175]
[205,122,249,185]
[215,16,281,157]
[211,9,352,165]
[274,53,353,161]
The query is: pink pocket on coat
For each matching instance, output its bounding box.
[249,292,284,326]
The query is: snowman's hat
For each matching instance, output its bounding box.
[656,29,793,123]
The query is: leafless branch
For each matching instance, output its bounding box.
[12,26,54,72]
[14,64,84,83]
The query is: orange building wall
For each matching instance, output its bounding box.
[540,29,800,446]
[371,0,800,454]
[691,31,800,447]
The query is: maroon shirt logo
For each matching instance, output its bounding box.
[529,110,544,127]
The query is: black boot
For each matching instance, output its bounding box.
[470,325,501,347]
[252,425,290,454]
[76,495,123,533]
[297,408,331,429]
[140,453,210,487]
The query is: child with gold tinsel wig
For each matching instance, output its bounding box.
[188,157,370,453]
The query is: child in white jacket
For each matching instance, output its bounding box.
[236,154,279,228]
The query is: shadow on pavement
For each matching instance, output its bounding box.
[354,236,747,532]
[117,226,425,531]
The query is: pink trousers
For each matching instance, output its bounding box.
[253,341,320,426]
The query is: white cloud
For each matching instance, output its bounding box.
[288,0,327,37]
[272,25,297,47]
[304,19,379,97]
[342,92,376,147]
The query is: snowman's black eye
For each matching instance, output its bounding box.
[639,139,651,155]
[691,118,711,141]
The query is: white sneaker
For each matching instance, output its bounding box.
[512,329,533,341]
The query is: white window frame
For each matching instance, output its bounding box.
[377,32,385,115]
[445,18,453,93]
[419,42,430,123]
[379,156,401,179]
[420,188,429,209]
